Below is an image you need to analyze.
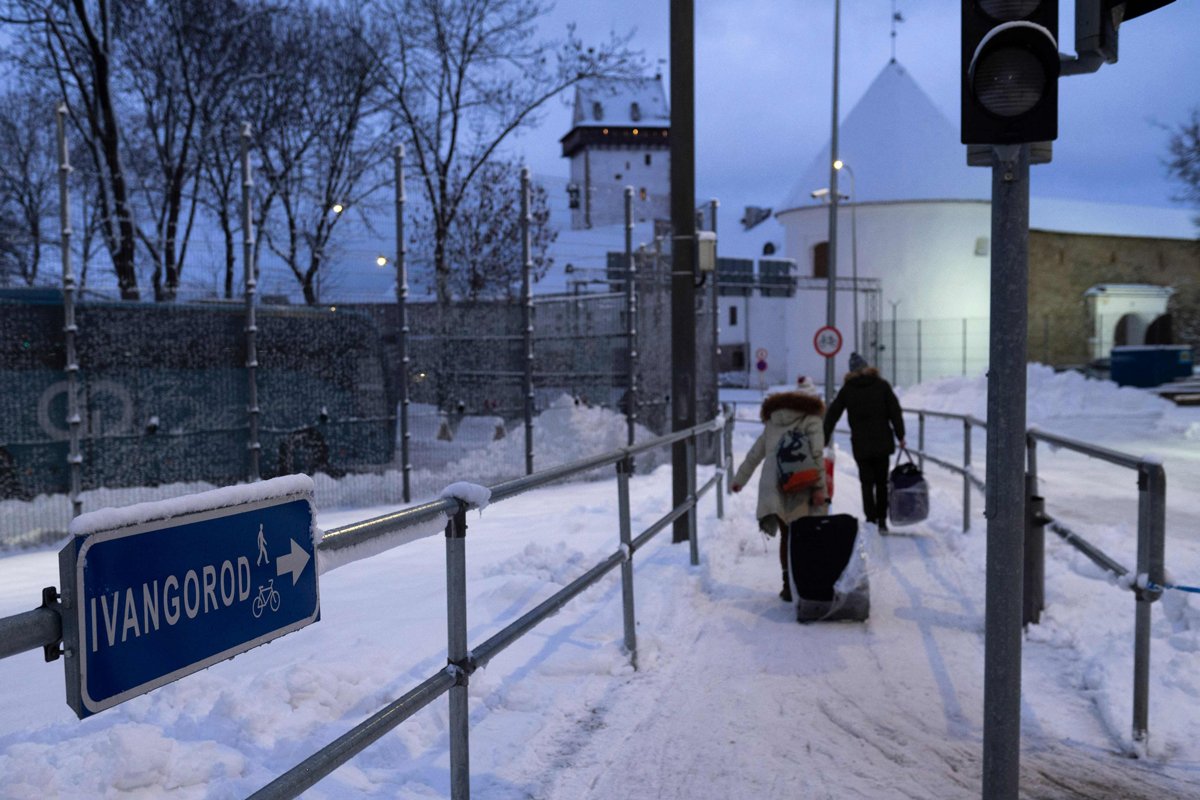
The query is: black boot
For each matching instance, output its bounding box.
[780,570,792,602]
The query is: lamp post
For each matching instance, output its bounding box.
[834,160,858,354]
[823,0,842,408]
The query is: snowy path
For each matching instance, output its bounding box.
[2,371,1199,798]
[523,499,1200,800]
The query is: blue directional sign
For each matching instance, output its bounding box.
[57,484,320,718]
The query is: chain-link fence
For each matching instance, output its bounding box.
[871,317,991,388]
[0,241,718,546]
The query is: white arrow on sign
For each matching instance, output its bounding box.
[276,538,312,586]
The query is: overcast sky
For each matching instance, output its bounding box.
[511,0,1200,223]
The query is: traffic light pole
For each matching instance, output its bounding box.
[670,0,697,544]
[982,143,1030,800]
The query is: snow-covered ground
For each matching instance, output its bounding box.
[1,366,1199,798]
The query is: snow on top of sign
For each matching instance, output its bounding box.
[440,481,492,512]
[68,474,315,537]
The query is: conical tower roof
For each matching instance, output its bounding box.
[780,61,989,211]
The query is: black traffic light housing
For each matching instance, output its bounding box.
[961,1,1060,145]
[1072,0,1176,70]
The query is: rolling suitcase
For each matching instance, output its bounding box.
[787,513,870,622]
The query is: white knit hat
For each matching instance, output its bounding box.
[795,375,818,395]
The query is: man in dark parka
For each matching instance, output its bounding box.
[823,353,906,531]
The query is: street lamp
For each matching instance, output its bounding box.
[834,159,859,353]
[823,0,842,408]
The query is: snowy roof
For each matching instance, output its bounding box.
[569,76,670,129]
[779,61,990,212]
[777,60,1198,242]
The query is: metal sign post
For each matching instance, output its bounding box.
[57,480,320,718]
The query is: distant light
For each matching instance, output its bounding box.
[602,128,609,135]
[833,160,844,170]
[330,306,337,312]
[331,203,344,214]
[376,256,388,267]
[632,128,639,135]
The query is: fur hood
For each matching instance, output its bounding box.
[760,390,825,422]
[844,366,882,383]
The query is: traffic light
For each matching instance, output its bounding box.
[1073,0,1176,69]
[961,1,1060,145]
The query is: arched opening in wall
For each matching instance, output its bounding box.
[1113,313,1137,347]
[812,241,829,278]
[1145,314,1173,345]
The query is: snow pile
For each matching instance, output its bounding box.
[898,363,1174,423]
[436,394,667,486]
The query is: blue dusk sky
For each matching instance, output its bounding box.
[511,0,1200,222]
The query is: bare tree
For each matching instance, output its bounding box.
[0,86,57,286]
[6,0,142,298]
[120,0,263,301]
[415,159,555,301]
[380,0,642,306]
[258,3,390,305]
[1165,107,1200,226]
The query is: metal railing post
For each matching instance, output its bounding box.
[724,411,734,491]
[917,413,926,472]
[963,420,972,532]
[617,456,637,669]
[1132,460,1166,746]
[687,433,698,566]
[714,422,725,520]
[1023,472,1045,626]
[445,506,470,798]
[916,318,923,385]
[1023,434,1045,628]
[521,167,534,476]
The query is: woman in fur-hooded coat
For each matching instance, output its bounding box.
[733,389,828,531]
[733,390,827,599]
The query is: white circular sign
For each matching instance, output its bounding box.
[813,326,843,358]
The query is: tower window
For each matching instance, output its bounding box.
[645,154,652,166]
[631,102,641,121]
[729,306,738,326]
[639,187,647,201]
[592,101,603,120]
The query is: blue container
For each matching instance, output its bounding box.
[1110,346,1194,388]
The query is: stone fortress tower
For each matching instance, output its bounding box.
[560,76,671,229]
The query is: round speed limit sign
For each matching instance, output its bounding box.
[813,326,843,358]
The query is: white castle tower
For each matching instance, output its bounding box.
[560,76,671,229]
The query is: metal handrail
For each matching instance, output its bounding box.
[248,411,734,799]
[736,403,1168,746]
[900,405,1166,746]
[0,412,735,800]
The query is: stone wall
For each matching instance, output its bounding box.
[1028,230,1199,366]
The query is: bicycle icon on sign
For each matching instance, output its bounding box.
[252,579,281,618]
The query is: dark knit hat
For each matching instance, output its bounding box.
[849,352,869,372]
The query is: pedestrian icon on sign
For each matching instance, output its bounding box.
[256,524,269,566]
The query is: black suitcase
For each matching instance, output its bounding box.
[787,513,870,622]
